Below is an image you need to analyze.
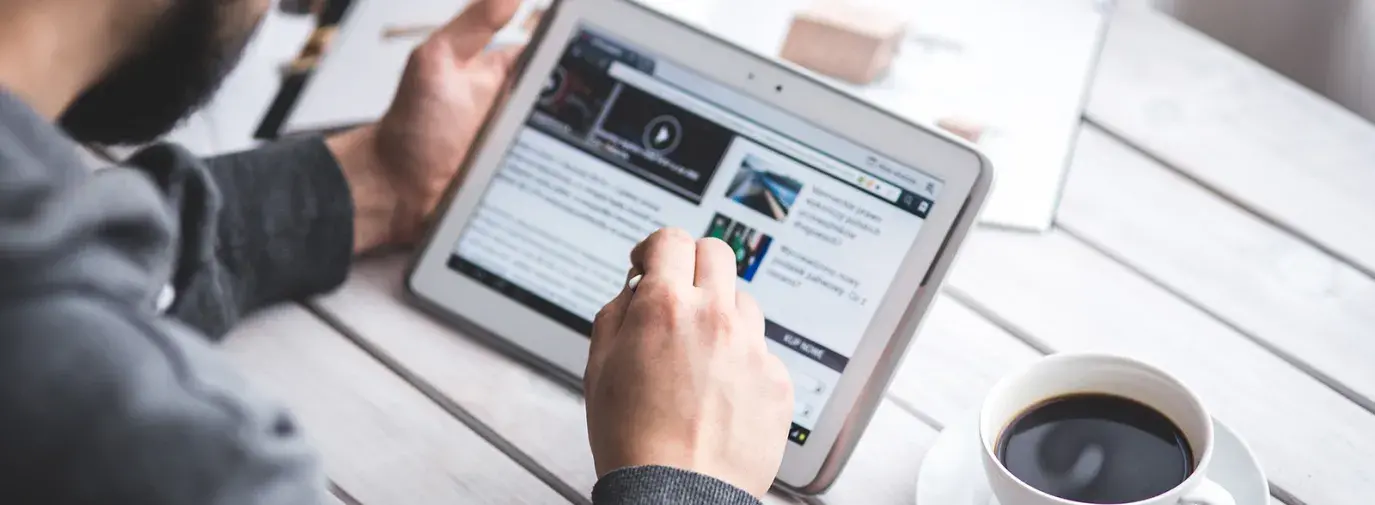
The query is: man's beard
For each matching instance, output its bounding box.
[60,0,256,145]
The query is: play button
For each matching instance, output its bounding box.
[642,115,683,155]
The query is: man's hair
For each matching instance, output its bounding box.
[60,0,256,145]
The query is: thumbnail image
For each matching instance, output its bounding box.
[703,213,774,282]
[725,155,804,221]
[533,55,618,138]
[594,85,734,202]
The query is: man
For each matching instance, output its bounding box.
[0,0,795,503]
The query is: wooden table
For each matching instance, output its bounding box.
[211,4,1375,505]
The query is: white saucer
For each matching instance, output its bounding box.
[916,416,1268,505]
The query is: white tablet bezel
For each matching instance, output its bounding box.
[407,0,991,493]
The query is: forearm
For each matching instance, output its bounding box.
[325,125,406,254]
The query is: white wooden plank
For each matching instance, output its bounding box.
[1059,126,1375,410]
[1087,5,1375,275]
[222,304,567,505]
[309,255,1299,505]
[888,296,1042,428]
[818,402,939,504]
[310,254,1303,504]
[325,487,350,505]
[947,229,1375,505]
[310,255,805,505]
[308,257,596,490]
[311,257,980,504]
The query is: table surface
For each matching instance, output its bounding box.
[194,3,1375,505]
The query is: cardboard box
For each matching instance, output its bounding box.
[937,117,985,143]
[779,1,908,84]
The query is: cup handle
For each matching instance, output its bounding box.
[1180,477,1235,505]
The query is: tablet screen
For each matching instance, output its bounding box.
[449,27,943,445]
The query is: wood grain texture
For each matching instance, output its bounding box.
[222,304,567,505]
[888,296,1042,429]
[1059,126,1375,411]
[304,245,1321,504]
[309,256,598,492]
[947,229,1375,505]
[1087,5,1375,276]
[818,402,938,504]
[308,255,1024,504]
[303,252,1310,504]
[310,255,805,505]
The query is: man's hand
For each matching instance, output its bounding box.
[327,0,523,253]
[585,229,795,497]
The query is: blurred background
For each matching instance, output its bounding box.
[1152,0,1373,122]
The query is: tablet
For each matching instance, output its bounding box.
[407,0,992,493]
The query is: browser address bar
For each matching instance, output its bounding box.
[606,62,903,203]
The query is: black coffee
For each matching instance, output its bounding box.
[996,393,1194,504]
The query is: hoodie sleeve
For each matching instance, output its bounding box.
[0,93,334,505]
[132,136,354,338]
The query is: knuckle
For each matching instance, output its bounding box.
[483,65,507,85]
[697,237,734,262]
[594,299,618,322]
[736,291,762,317]
[767,358,795,394]
[699,304,736,341]
[654,227,695,248]
[408,41,446,68]
[735,295,766,337]
[640,282,689,316]
[471,68,503,93]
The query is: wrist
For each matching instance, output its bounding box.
[326,126,403,253]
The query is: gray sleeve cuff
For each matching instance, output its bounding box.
[592,466,763,505]
[203,135,353,309]
[155,136,353,338]
[203,134,354,310]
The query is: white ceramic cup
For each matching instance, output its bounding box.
[978,353,1235,505]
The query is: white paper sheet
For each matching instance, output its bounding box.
[284,0,1110,230]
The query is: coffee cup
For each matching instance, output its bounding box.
[979,353,1235,505]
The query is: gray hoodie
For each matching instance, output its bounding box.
[0,89,758,505]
